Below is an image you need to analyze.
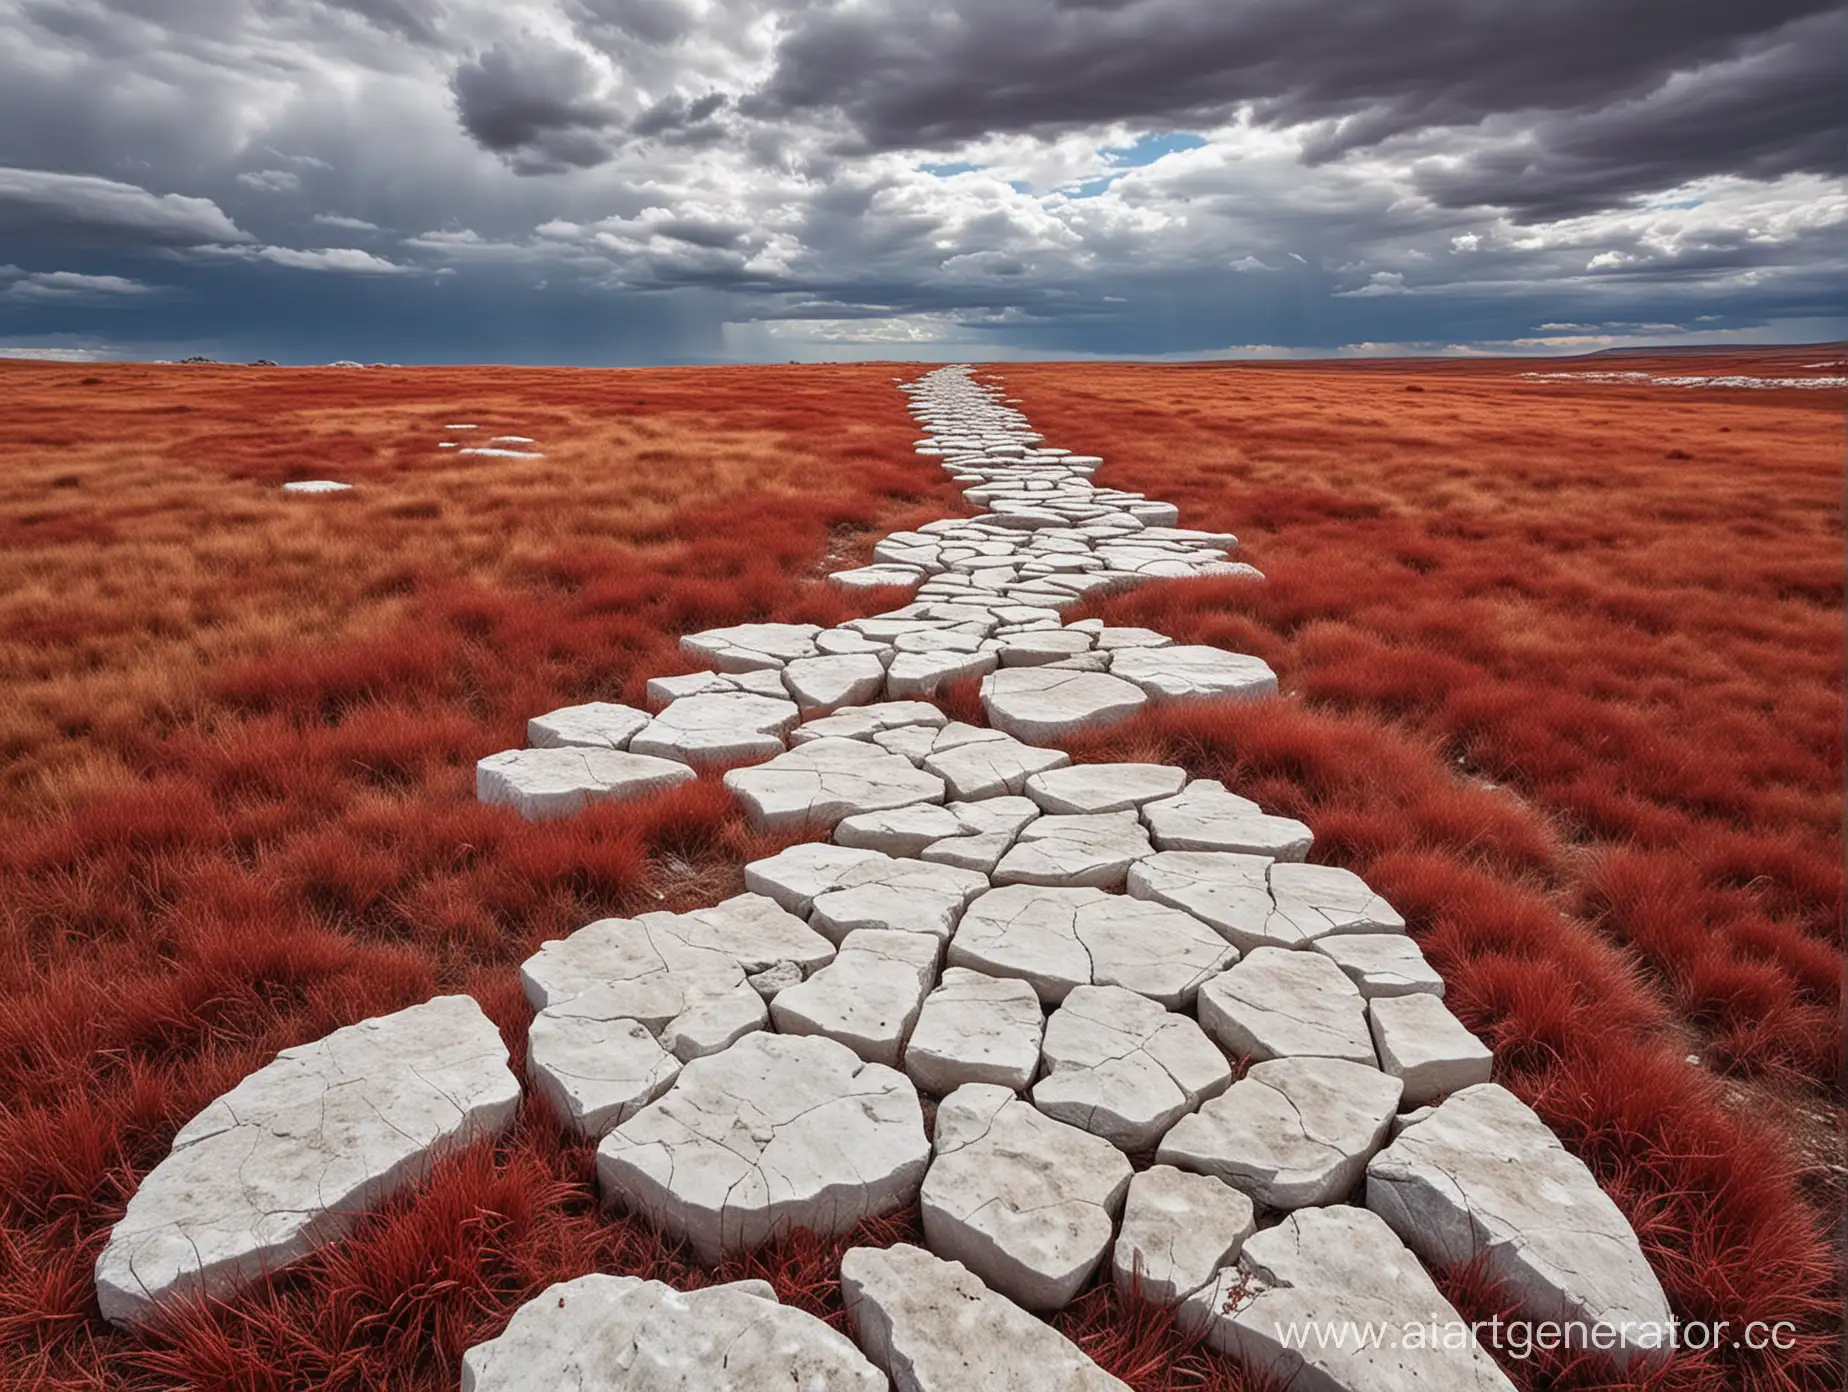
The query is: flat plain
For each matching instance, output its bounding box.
[0,352,1838,1390]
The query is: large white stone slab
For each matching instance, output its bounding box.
[1158,1056,1401,1208]
[1368,992,1492,1105]
[1367,1083,1673,1367]
[1180,1206,1517,1391]
[980,667,1148,743]
[794,701,945,745]
[1024,762,1188,814]
[921,1084,1132,1311]
[770,929,940,1066]
[1268,861,1406,940]
[782,652,888,713]
[630,691,799,767]
[476,746,695,820]
[460,1273,884,1391]
[1110,645,1278,701]
[1126,851,1273,950]
[527,1014,683,1138]
[1196,947,1374,1064]
[904,967,1045,1095]
[597,1031,928,1263]
[634,894,839,976]
[744,842,890,916]
[526,701,651,751]
[1112,1166,1255,1306]
[923,733,1069,801]
[841,1243,1131,1392]
[680,622,821,672]
[96,996,519,1327]
[992,810,1153,889]
[1317,933,1445,998]
[1033,985,1230,1151]
[1141,780,1313,860]
[726,736,945,831]
[810,857,991,943]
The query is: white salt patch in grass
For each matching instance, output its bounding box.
[282,480,353,494]
[490,435,536,443]
[460,447,544,458]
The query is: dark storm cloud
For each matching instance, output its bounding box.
[0,167,249,246]
[753,0,1841,205]
[451,37,625,173]
[323,0,450,45]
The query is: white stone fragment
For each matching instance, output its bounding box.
[1180,1206,1517,1391]
[679,621,821,672]
[1112,1166,1255,1306]
[904,968,1044,1095]
[781,653,888,714]
[810,857,991,943]
[923,734,1070,800]
[992,810,1153,889]
[1316,933,1445,997]
[1366,1083,1674,1368]
[629,691,799,767]
[921,1084,1132,1311]
[95,997,519,1327]
[1024,762,1188,814]
[794,701,945,745]
[725,736,945,832]
[1158,1056,1402,1208]
[980,666,1148,742]
[996,630,1096,666]
[831,564,926,590]
[281,479,352,493]
[1196,947,1375,1064]
[1268,861,1406,939]
[527,1014,682,1137]
[597,1031,928,1263]
[744,842,889,916]
[1091,626,1173,650]
[1126,851,1273,950]
[841,1243,1131,1392]
[645,670,736,706]
[836,802,967,856]
[636,894,839,975]
[1368,992,1493,1104]
[1142,780,1313,860]
[526,701,651,751]
[476,747,695,820]
[885,648,998,698]
[1033,986,1230,1150]
[771,928,940,1066]
[460,1272,884,1392]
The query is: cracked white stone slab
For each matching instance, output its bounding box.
[1316,932,1445,998]
[629,691,799,767]
[781,653,888,714]
[1141,780,1313,860]
[885,647,998,697]
[996,629,1096,666]
[923,734,1070,800]
[904,967,1044,1095]
[525,701,651,751]
[460,1272,884,1392]
[1032,985,1230,1151]
[810,856,991,943]
[841,1242,1131,1392]
[527,1013,683,1138]
[1269,861,1406,939]
[725,736,945,831]
[744,842,891,916]
[1180,1206,1517,1392]
[520,914,777,1063]
[794,701,944,745]
[1090,626,1173,651]
[1367,992,1492,1104]
[476,746,695,820]
[770,928,940,1066]
[1367,1082,1673,1368]
[950,884,1235,1007]
[95,996,519,1327]
[635,894,839,976]
[1111,1165,1255,1306]
[980,666,1148,742]
[920,1083,1132,1311]
[917,795,1042,871]
[992,810,1154,890]
[1023,762,1188,814]
[830,564,926,590]
[1157,1056,1402,1208]
[597,1031,928,1264]
[1125,851,1274,950]
[679,622,821,672]
[835,802,969,856]
[1196,947,1375,1064]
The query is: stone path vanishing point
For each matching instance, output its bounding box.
[97,367,1677,1391]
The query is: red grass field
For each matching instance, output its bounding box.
[0,354,1839,1390]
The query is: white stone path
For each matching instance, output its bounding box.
[98,367,1676,1390]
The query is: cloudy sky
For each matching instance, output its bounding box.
[0,0,1843,364]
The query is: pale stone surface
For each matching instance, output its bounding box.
[904,968,1045,1095]
[841,1242,1132,1392]
[886,647,998,698]
[918,795,1042,872]
[1197,948,1375,1064]
[519,914,776,1062]
[1367,1083,1673,1368]
[645,670,736,706]
[1024,762,1188,814]
[980,666,1148,742]
[1316,932,1445,998]
[810,857,991,943]
[476,746,695,820]
[725,737,945,831]
[1112,1166,1255,1306]
[992,810,1153,889]
[1269,861,1405,940]
[281,479,351,493]
[952,884,1235,1007]
[747,961,803,1000]
[794,701,945,745]
[629,691,799,766]
[835,802,966,856]
[527,1013,682,1137]
[1092,626,1173,650]
[831,564,926,590]
[636,894,839,976]
[1033,986,1230,1151]
[460,1273,883,1392]
[744,842,890,916]
[770,929,940,1066]
[597,1031,928,1263]
[996,629,1095,666]
[921,1084,1133,1311]
[923,735,1070,800]
[1180,1206,1517,1392]
[1111,645,1278,701]
[1126,851,1273,951]
[782,653,888,713]
[96,997,519,1327]
[1141,780,1313,860]
[680,622,821,672]
[1158,1056,1401,1209]
[526,701,651,751]
[1368,992,1492,1104]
